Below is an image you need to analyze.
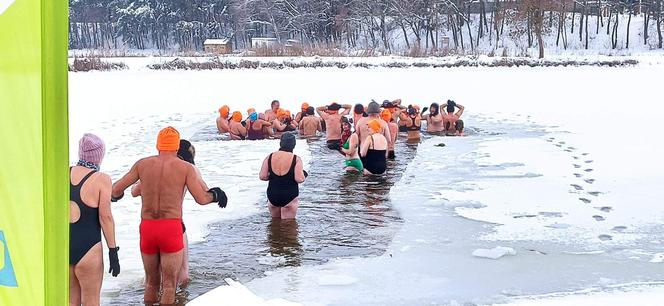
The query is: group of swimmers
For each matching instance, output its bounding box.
[69,99,465,306]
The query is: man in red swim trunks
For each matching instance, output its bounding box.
[111,126,227,305]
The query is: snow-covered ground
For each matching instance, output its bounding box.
[69,60,664,305]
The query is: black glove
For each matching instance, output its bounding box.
[208,187,228,208]
[303,170,309,178]
[111,193,123,202]
[421,106,429,115]
[108,247,120,277]
[241,121,247,127]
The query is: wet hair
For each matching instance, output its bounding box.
[271,100,280,108]
[306,106,315,116]
[354,104,365,115]
[280,133,296,152]
[177,139,195,165]
[446,100,456,113]
[381,100,394,109]
[430,103,439,116]
[407,105,417,117]
[328,103,341,111]
[367,102,381,114]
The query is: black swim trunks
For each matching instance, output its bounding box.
[327,139,341,150]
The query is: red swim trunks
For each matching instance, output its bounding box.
[139,219,184,254]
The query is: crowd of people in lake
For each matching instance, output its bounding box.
[68,98,465,305]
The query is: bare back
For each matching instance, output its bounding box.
[228,121,247,140]
[300,117,321,137]
[320,113,343,140]
[216,117,229,134]
[134,156,196,219]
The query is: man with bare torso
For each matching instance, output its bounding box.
[355,101,391,149]
[216,105,230,134]
[265,100,280,123]
[316,102,351,150]
[299,107,322,137]
[442,100,466,136]
[111,127,227,305]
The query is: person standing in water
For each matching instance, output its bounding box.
[360,119,389,175]
[299,107,322,137]
[247,112,272,140]
[422,102,445,133]
[111,127,227,305]
[265,100,280,123]
[442,100,465,136]
[259,133,308,219]
[295,102,309,123]
[341,121,363,173]
[352,103,366,131]
[316,102,352,150]
[70,133,120,306]
[381,109,399,159]
[228,111,247,140]
[272,109,298,138]
[355,101,391,149]
[399,105,422,143]
[216,105,230,134]
[130,139,198,288]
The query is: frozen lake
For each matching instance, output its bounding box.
[69,63,664,305]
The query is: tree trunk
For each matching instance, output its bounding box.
[585,5,589,49]
[535,10,545,58]
[579,2,585,42]
[607,7,611,35]
[596,1,601,34]
[626,11,632,48]
[572,1,577,33]
[612,10,619,49]
[658,1,663,48]
[467,5,474,51]
[400,23,410,49]
[527,14,533,48]
[645,11,650,45]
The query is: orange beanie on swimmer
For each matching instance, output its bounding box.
[277,108,288,119]
[380,109,392,122]
[232,111,243,122]
[219,105,230,118]
[368,119,381,133]
[157,126,180,151]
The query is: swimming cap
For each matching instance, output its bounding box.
[367,119,381,133]
[157,126,180,151]
[79,133,105,166]
[177,139,195,165]
[219,105,230,118]
[380,109,392,122]
[328,103,341,111]
[354,104,365,115]
[367,102,380,114]
[277,108,288,119]
[301,102,309,111]
[247,108,256,115]
[249,112,258,121]
[280,133,296,152]
[446,100,456,113]
[232,111,243,122]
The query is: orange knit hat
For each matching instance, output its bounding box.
[368,119,381,133]
[276,108,288,119]
[157,126,180,151]
[232,111,242,122]
[380,109,392,122]
[219,105,230,118]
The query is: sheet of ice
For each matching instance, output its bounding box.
[472,247,517,260]
[498,283,664,306]
[187,278,301,306]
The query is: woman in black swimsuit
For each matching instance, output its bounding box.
[259,133,308,219]
[360,119,389,175]
[70,133,119,306]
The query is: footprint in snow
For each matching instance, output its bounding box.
[570,184,584,191]
[579,198,592,204]
[612,226,627,232]
[584,168,594,172]
[584,178,596,184]
[588,191,601,197]
[598,234,613,241]
[592,215,605,221]
[596,206,613,212]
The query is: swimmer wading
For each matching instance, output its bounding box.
[0,0,69,304]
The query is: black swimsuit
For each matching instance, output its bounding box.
[363,135,387,175]
[266,154,299,207]
[70,169,102,265]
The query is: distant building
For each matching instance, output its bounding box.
[251,37,279,49]
[204,39,232,54]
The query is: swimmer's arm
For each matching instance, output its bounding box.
[317,119,322,132]
[273,119,285,131]
[185,165,214,205]
[316,106,327,117]
[99,174,117,248]
[112,162,140,199]
[294,157,306,183]
[130,182,142,197]
[239,125,247,137]
[259,157,269,181]
[216,118,224,133]
[340,104,352,116]
[455,104,465,117]
[382,124,392,145]
[261,120,272,127]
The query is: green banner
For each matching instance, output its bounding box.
[0,0,69,304]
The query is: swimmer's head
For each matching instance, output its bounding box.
[430,103,439,116]
[342,119,352,132]
[380,109,392,122]
[354,104,365,115]
[79,133,105,167]
[280,133,296,152]
[157,126,180,152]
[446,100,456,113]
[381,100,394,109]
[177,139,195,165]
[301,102,309,111]
[271,100,280,111]
[306,106,315,116]
[232,111,243,122]
[327,103,341,113]
[219,105,230,119]
[249,112,258,121]
[367,102,381,115]
[247,108,256,115]
[277,108,288,119]
[407,105,417,117]
[367,119,381,134]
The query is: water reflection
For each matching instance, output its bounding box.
[266,219,302,266]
